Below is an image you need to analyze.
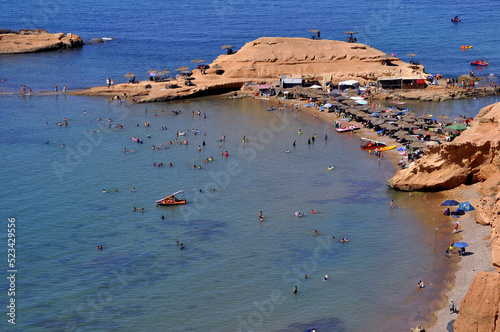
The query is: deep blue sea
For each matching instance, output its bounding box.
[1,1,499,331]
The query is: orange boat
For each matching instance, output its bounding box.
[156,190,186,205]
[471,60,488,66]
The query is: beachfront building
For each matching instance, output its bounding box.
[377,76,427,90]
[280,75,302,88]
[338,80,360,90]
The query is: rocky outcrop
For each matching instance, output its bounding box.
[453,271,500,332]
[387,102,500,330]
[74,37,427,101]
[0,29,83,54]
[387,102,500,192]
[210,37,428,84]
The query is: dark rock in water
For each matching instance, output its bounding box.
[87,38,105,44]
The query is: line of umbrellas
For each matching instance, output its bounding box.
[122,43,235,80]
[329,97,469,149]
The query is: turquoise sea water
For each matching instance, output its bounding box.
[1,1,499,331]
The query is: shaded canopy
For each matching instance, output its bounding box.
[124,72,135,78]
[437,114,450,121]
[191,58,206,64]
[446,123,468,131]
[454,115,466,122]
[176,66,190,72]
[146,69,156,74]
[344,31,359,34]
[221,44,235,50]
[409,141,427,149]
[308,29,320,33]
[407,52,418,57]
[212,64,222,69]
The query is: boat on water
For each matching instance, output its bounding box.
[360,138,386,150]
[376,145,396,152]
[156,190,186,205]
[460,45,472,50]
[335,120,360,132]
[451,16,461,23]
[471,60,488,66]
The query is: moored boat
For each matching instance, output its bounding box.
[376,145,396,152]
[335,120,360,132]
[360,138,386,150]
[156,190,186,205]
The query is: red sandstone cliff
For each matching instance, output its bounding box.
[0,29,83,54]
[387,102,500,330]
[453,271,500,332]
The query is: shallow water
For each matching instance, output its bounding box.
[1,0,499,330]
[1,95,440,331]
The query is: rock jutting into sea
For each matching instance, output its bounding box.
[387,102,500,330]
[72,37,428,102]
[0,29,83,54]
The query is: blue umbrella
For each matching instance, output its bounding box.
[453,242,468,248]
[441,199,459,206]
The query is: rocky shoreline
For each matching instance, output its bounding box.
[0,29,83,54]
[388,102,500,331]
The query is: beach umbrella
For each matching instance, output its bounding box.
[323,103,333,108]
[407,53,418,57]
[344,31,359,34]
[191,58,206,64]
[405,110,416,117]
[418,112,432,119]
[409,141,427,149]
[124,72,135,78]
[394,130,408,138]
[371,118,385,125]
[453,242,468,248]
[308,29,320,33]
[382,123,399,130]
[446,123,468,131]
[454,115,466,122]
[212,64,222,69]
[221,44,235,50]
[441,199,459,206]
[183,77,195,81]
[437,114,450,121]
[176,66,190,72]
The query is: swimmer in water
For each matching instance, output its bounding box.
[285,149,290,153]
[323,275,329,281]
[293,285,298,294]
[102,189,107,193]
[259,211,263,221]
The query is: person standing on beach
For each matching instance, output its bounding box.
[453,222,459,233]
[449,300,455,313]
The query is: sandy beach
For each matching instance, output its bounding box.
[426,184,495,331]
[259,95,497,331]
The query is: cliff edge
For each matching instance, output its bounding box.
[387,102,500,331]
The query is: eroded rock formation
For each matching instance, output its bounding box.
[0,29,83,54]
